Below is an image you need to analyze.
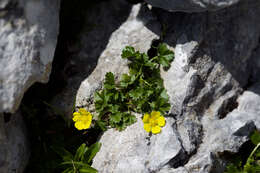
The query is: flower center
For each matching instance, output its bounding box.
[149,119,157,127]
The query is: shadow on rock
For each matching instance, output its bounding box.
[22,0,133,117]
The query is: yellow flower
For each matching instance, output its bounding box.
[142,111,165,134]
[72,108,92,130]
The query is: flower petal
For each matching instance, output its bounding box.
[78,108,88,115]
[75,121,84,130]
[151,111,160,119]
[157,116,165,127]
[84,115,92,129]
[73,112,80,117]
[151,125,161,134]
[144,123,152,133]
[143,113,150,123]
[72,115,81,122]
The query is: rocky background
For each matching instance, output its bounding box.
[0,0,259,172]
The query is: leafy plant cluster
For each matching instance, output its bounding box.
[54,142,101,173]
[225,130,260,173]
[94,43,174,131]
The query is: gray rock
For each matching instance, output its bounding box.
[76,3,160,109]
[0,0,60,113]
[0,111,29,173]
[40,0,260,172]
[50,1,160,118]
[145,0,240,12]
[92,116,181,173]
[91,0,260,172]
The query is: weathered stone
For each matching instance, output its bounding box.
[35,0,260,172]
[0,0,60,113]
[0,111,29,173]
[145,0,241,12]
[50,1,160,118]
[91,0,260,172]
[92,116,181,173]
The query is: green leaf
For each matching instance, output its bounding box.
[224,164,242,173]
[94,90,112,113]
[157,43,174,68]
[104,72,115,90]
[122,46,135,59]
[84,142,102,164]
[251,131,260,145]
[145,60,157,69]
[256,151,260,158]
[79,167,98,173]
[52,146,73,162]
[127,114,137,125]
[62,168,73,173]
[109,105,120,113]
[110,113,122,123]
[120,74,131,88]
[129,88,143,101]
[74,144,88,161]
[160,89,169,100]
[114,92,119,101]
[96,120,107,131]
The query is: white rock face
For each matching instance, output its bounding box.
[0,0,60,113]
[90,0,260,172]
[92,116,180,173]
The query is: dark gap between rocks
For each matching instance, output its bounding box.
[3,113,11,123]
[218,140,256,170]
[217,96,239,119]
[147,39,161,58]
[126,0,144,4]
[22,0,116,172]
[167,149,189,168]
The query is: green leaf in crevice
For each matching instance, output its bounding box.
[157,43,174,68]
[251,130,260,145]
[94,43,174,131]
[55,142,101,173]
[225,131,260,173]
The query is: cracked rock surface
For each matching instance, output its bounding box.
[0,0,60,113]
[49,0,260,172]
[0,0,60,172]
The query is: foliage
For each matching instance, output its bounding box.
[53,142,101,173]
[142,111,166,134]
[225,130,260,173]
[94,43,174,131]
[22,101,102,173]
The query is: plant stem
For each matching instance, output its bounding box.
[247,143,260,162]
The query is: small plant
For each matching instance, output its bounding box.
[53,142,101,173]
[225,130,260,173]
[93,43,174,132]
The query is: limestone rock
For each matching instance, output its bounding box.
[92,116,181,173]
[50,1,160,118]
[0,0,60,113]
[0,111,29,173]
[91,0,260,172]
[145,0,240,12]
